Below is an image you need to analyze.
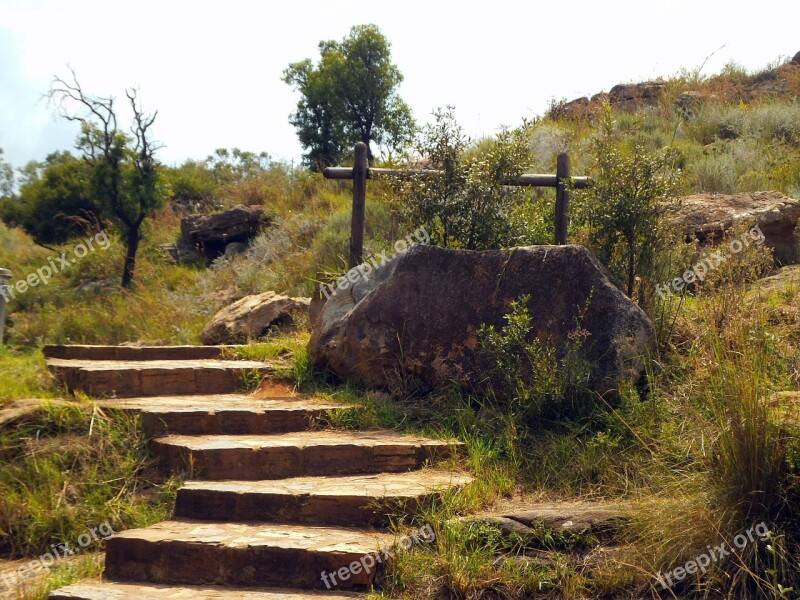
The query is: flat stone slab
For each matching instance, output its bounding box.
[153,431,462,479]
[176,470,473,525]
[47,359,271,397]
[465,500,630,541]
[43,345,247,361]
[104,519,394,589]
[99,394,352,436]
[50,582,363,599]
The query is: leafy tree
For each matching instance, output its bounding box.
[392,107,532,250]
[0,149,13,199]
[283,24,415,168]
[1,152,101,246]
[48,71,164,287]
[206,148,271,184]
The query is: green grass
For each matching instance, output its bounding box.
[0,402,179,559]
[0,347,56,406]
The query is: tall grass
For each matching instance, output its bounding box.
[0,402,178,558]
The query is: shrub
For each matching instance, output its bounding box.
[391,107,532,250]
[574,106,682,303]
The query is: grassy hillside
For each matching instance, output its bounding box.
[1,56,800,598]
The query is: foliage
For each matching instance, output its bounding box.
[476,296,592,452]
[48,70,165,287]
[0,151,101,246]
[0,148,13,199]
[392,107,534,250]
[283,24,415,167]
[0,402,178,558]
[0,347,56,406]
[574,106,682,301]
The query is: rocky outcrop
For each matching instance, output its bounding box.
[668,191,800,264]
[608,81,666,111]
[310,244,654,396]
[181,206,268,260]
[200,292,310,345]
[792,51,800,65]
[551,82,666,119]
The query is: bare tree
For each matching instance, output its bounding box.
[49,69,163,287]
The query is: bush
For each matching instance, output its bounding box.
[574,107,682,304]
[391,107,532,250]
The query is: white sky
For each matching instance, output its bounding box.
[0,0,797,169]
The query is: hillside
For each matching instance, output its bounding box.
[2,54,800,598]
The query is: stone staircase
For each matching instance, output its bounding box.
[45,346,470,599]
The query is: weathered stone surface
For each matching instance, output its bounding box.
[46,348,471,599]
[104,519,393,590]
[310,244,653,395]
[46,358,270,398]
[668,191,800,263]
[200,292,310,345]
[49,582,364,599]
[152,431,462,480]
[181,205,268,259]
[100,393,351,436]
[175,471,472,526]
[460,500,630,544]
[608,81,666,110]
[552,81,666,119]
[43,345,245,361]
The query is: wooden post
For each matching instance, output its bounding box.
[555,152,571,245]
[0,268,11,345]
[350,142,368,268]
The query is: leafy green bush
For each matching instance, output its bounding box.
[475,296,592,459]
[574,107,681,303]
[392,107,532,250]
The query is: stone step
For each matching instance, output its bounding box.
[47,358,271,398]
[50,582,364,599]
[99,394,352,436]
[153,431,462,480]
[460,500,631,546]
[175,470,473,526]
[103,519,395,590]
[43,344,247,361]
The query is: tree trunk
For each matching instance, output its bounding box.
[121,227,140,288]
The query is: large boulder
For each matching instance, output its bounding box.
[181,205,268,260]
[310,245,654,395]
[792,51,800,65]
[668,191,800,263]
[200,292,310,345]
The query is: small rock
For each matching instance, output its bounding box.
[200,292,310,345]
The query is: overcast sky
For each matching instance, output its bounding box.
[0,0,797,169]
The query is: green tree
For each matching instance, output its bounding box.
[0,149,13,199]
[49,71,163,287]
[283,24,415,168]
[1,152,101,246]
